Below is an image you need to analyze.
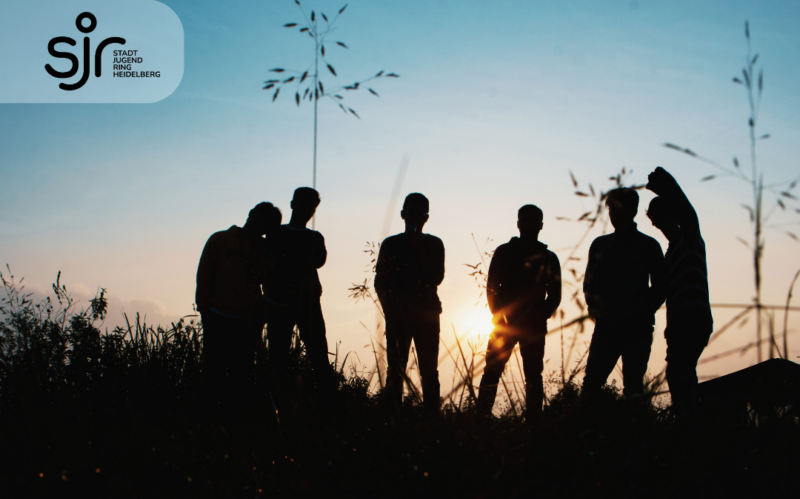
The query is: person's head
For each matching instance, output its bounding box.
[401,193,429,233]
[290,187,321,225]
[245,202,282,236]
[517,204,543,239]
[646,196,679,236]
[605,187,639,229]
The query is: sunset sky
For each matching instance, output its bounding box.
[2,0,799,396]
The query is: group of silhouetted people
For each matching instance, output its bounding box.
[196,188,336,412]
[578,167,712,420]
[195,166,713,422]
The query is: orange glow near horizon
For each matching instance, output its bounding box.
[453,305,495,344]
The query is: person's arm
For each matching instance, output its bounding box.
[374,238,393,304]
[261,238,273,295]
[195,233,222,313]
[544,252,563,319]
[486,246,507,315]
[416,236,445,287]
[260,239,286,308]
[647,240,666,313]
[312,231,327,269]
[647,166,699,235]
[583,239,601,317]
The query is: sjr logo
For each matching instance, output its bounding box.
[45,12,126,91]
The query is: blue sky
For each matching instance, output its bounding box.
[2,0,799,389]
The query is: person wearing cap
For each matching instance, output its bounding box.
[477,204,562,422]
[645,167,713,420]
[266,187,336,407]
[581,187,665,400]
[375,193,445,416]
[195,202,283,400]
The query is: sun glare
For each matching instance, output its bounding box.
[455,306,495,341]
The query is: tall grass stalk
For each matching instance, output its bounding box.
[265,0,399,226]
[664,21,800,362]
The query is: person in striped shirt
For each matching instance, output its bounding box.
[646,166,713,420]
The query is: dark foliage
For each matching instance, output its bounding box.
[1,271,798,497]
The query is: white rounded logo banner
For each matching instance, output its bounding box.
[0,0,184,103]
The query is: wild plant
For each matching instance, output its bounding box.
[265,0,399,200]
[663,21,800,362]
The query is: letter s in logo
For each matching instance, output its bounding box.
[44,12,125,91]
[45,37,79,80]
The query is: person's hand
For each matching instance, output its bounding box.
[646,166,678,195]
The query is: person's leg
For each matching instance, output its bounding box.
[666,329,709,420]
[266,306,296,407]
[412,309,441,416]
[519,327,546,422]
[296,298,337,405]
[227,315,264,402]
[582,324,622,400]
[384,307,413,410]
[201,312,228,403]
[478,328,516,416]
[620,327,654,397]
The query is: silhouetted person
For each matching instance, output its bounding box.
[266,187,336,408]
[582,188,665,399]
[477,205,562,422]
[375,193,445,415]
[646,167,713,420]
[196,202,282,402]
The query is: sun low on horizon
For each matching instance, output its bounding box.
[452,305,495,344]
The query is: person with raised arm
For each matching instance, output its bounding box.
[477,204,562,423]
[646,166,713,420]
[375,193,445,416]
